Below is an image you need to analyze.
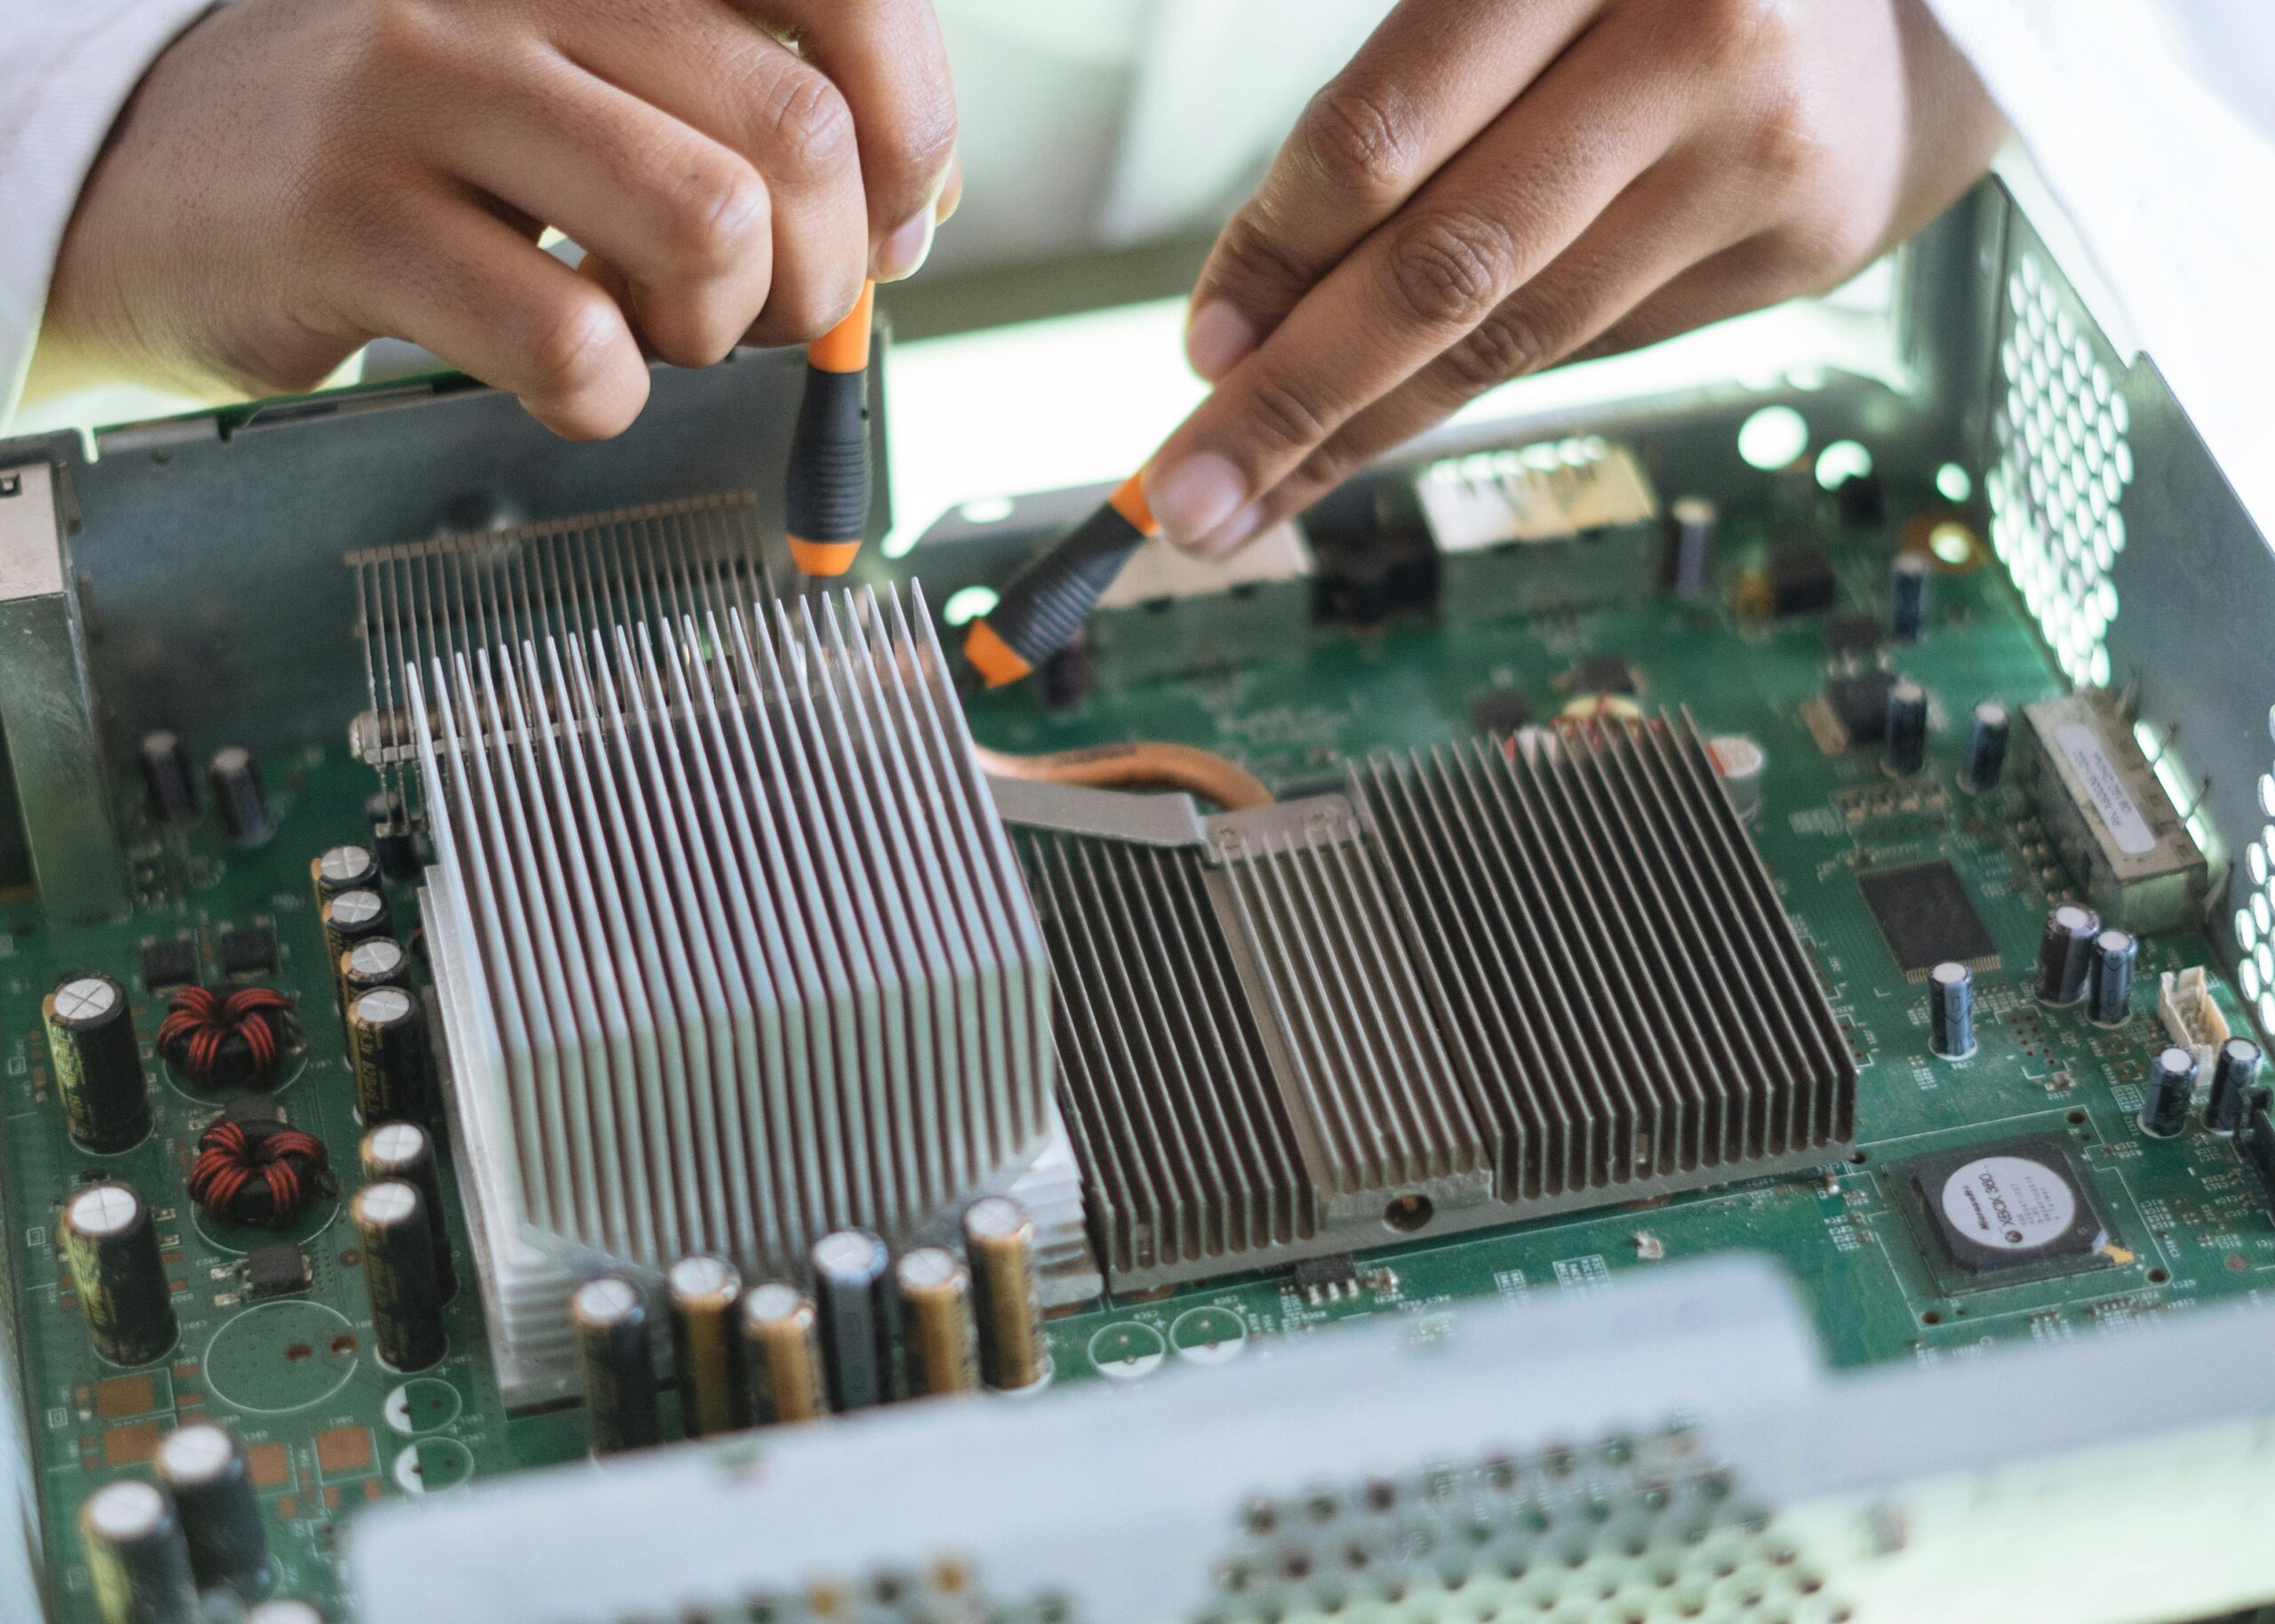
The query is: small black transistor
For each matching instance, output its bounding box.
[140,938,199,992]
[219,926,278,977]
[244,1244,312,1299]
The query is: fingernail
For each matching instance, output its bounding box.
[1145,452,1247,547]
[1188,502,1265,558]
[1185,301,1256,381]
[877,209,936,282]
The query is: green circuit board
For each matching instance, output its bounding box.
[4,475,2265,1622]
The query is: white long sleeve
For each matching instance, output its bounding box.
[0,0,214,428]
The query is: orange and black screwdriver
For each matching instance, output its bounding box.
[962,474,1160,688]
[786,281,876,577]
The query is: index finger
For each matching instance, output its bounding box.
[1183,0,1596,379]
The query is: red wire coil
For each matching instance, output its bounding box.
[159,985,295,1090]
[187,1115,331,1229]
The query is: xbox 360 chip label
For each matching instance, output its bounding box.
[1939,1153,2077,1252]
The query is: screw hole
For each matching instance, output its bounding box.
[1383,1194,1434,1233]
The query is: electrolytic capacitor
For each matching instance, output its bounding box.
[1665,496,1717,602]
[359,1122,453,1301]
[2033,904,2100,1005]
[2142,1046,2198,1139]
[62,1182,176,1367]
[340,937,411,999]
[347,986,430,1124]
[810,1229,894,1411]
[895,1247,978,1397]
[1889,553,1931,642]
[321,888,392,981]
[140,731,199,826]
[44,974,151,1153]
[572,1276,659,1456]
[1927,962,1976,1059]
[1705,735,1766,822]
[2087,928,2137,1025]
[310,846,379,912]
[741,1284,828,1425]
[367,791,419,882]
[2207,1037,2264,1134]
[667,1256,744,1438]
[962,1196,1047,1391]
[155,1422,272,1600]
[1883,680,1928,776]
[351,1181,445,1372]
[80,1479,198,1624]
[207,747,271,848]
[1963,700,2009,792]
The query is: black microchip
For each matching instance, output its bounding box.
[1858,860,1997,974]
[244,1244,311,1299]
[1768,547,1838,616]
[1825,673,1896,745]
[140,938,198,991]
[219,926,277,976]
[1565,657,1637,697]
[1468,689,1534,733]
[1292,1253,1359,1292]
[1824,615,1883,657]
[1896,1134,2110,1290]
[222,1095,285,1128]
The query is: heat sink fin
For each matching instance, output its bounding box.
[1009,713,1855,1292]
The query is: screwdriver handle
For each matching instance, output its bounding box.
[963,475,1158,688]
[786,282,875,577]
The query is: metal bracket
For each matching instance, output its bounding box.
[0,463,125,919]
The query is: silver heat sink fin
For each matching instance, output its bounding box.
[1009,713,1856,1292]
[407,578,1057,1397]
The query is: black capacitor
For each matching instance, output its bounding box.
[1882,680,1928,776]
[1963,700,2010,792]
[359,1122,454,1300]
[347,986,430,1124]
[1927,961,1975,1059]
[351,1180,445,1372]
[340,937,412,999]
[667,1255,745,1438]
[2033,904,2100,1005]
[2207,1037,2264,1135]
[44,974,150,1153]
[310,846,379,911]
[139,731,198,826]
[962,1196,1047,1390]
[2142,1047,2198,1139]
[320,888,392,979]
[2087,928,2137,1025]
[207,747,271,848]
[80,1479,198,1624]
[367,791,419,882]
[1665,496,1717,602]
[573,1277,660,1456]
[1889,553,1930,642]
[810,1228,894,1411]
[155,1422,272,1600]
[62,1182,176,1367]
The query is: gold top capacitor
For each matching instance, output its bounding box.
[666,1255,744,1438]
[739,1284,827,1425]
[894,1247,978,1397]
[962,1196,1047,1389]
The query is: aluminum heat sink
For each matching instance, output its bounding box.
[1006,713,1856,1291]
[363,504,1056,1396]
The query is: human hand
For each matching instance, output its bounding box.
[1144,0,2004,554]
[36,0,958,438]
